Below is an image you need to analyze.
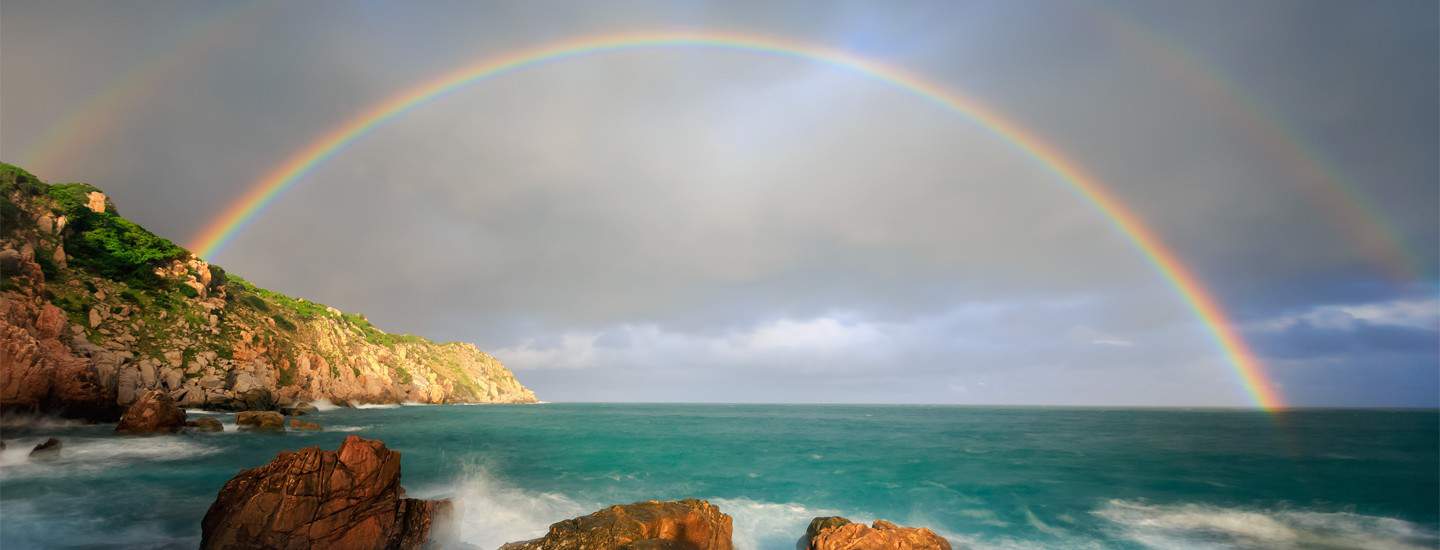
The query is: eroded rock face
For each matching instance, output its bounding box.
[235,410,284,431]
[502,499,733,550]
[798,517,951,550]
[200,435,450,550]
[115,389,187,434]
[288,418,321,431]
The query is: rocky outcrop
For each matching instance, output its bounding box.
[236,410,284,431]
[502,499,733,550]
[115,389,187,434]
[187,416,224,432]
[798,517,951,550]
[289,418,321,431]
[29,437,61,460]
[200,435,450,550]
[0,163,537,422]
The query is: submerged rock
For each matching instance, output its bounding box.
[279,401,318,416]
[798,517,950,550]
[288,418,321,431]
[115,389,187,434]
[186,417,224,432]
[501,499,733,550]
[200,435,450,550]
[235,410,284,431]
[29,437,61,460]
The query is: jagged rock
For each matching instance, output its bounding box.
[236,410,284,430]
[280,401,318,416]
[289,418,321,431]
[501,500,733,550]
[85,191,107,213]
[29,437,61,460]
[187,417,224,432]
[115,389,187,434]
[798,517,950,550]
[199,435,451,550]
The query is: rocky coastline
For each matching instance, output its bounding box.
[0,163,537,423]
[197,435,952,550]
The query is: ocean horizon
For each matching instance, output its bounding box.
[2,403,1436,549]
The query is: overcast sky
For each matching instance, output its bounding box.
[3,0,1435,406]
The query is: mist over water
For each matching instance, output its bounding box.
[0,404,1435,549]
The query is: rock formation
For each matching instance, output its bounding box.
[29,437,61,460]
[115,389,187,434]
[236,410,285,431]
[0,164,537,422]
[798,517,951,550]
[502,499,733,550]
[200,435,450,550]
[289,418,321,431]
[187,416,224,432]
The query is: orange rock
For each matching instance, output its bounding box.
[115,389,187,434]
[200,435,450,550]
[502,499,733,550]
[800,517,951,550]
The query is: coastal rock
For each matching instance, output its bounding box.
[289,418,321,431]
[280,401,318,416]
[199,435,450,550]
[236,410,284,430]
[115,389,187,434]
[501,499,733,550]
[29,437,61,460]
[187,417,224,432]
[798,517,951,550]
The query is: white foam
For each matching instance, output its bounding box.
[435,466,589,550]
[0,436,219,478]
[1094,500,1438,550]
[711,497,851,550]
[327,425,369,432]
[353,403,400,409]
[310,399,341,411]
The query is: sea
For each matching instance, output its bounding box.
[0,404,1435,549]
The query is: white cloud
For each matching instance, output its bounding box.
[1255,297,1440,332]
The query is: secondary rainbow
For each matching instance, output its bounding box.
[187,31,1285,409]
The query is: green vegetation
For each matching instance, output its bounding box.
[341,312,427,347]
[391,365,413,385]
[64,209,186,288]
[0,163,46,196]
[272,314,297,332]
[277,364,297,386]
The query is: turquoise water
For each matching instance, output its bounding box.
[1,404,1436,549]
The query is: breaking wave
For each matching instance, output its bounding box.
[1094,500,1438,550]
[0,436,219,478]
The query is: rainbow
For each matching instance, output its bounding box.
[1091,11,1426,281]
[187,31,1284,409]
[16,2,270,178]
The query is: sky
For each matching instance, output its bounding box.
[1,0,1435,407]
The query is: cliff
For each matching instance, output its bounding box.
[0,163,536,420]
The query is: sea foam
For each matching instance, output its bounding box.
[1094,499,1438,550]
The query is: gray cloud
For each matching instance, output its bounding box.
[3,0,1434,405]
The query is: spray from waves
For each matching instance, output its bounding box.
[709,498,851,550]
[353,403,401,409]
[1094,500,1438,550]
[417,466,590,549]
[0,415,89,430]
[310,399,341,411]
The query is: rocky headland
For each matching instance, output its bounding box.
[0,163,536,422]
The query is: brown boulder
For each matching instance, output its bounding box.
[502,499,733,550]
[799,517,950,550]
[200,435,450,550]
[288,418,321,431]
[115,389,187,434]
[187,417,224,432]
[235,410,284,431]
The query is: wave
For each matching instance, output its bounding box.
[0,436,219,478]
[353,403,400,409]
[423,466,589,550]
[310,399,342,411]
[1094,499,1438,550]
